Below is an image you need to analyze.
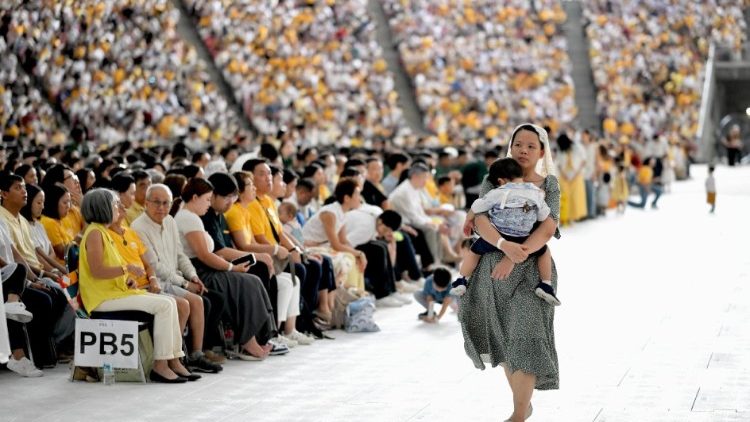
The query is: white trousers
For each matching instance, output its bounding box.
[275,272,300,325]
[95,293,184,360]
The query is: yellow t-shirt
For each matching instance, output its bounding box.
[425,177,439,199]
[126,202,145,225]
[79,223,142,313]
[247,195,283,245]
[638,166,654,185]
[109,226,148,288]
[41,215,74,247]
[224,202,254,246]
[318,184,331,203]
[62,205,85,240]
[0,206,41,267]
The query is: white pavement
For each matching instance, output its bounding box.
[1,165,748,422]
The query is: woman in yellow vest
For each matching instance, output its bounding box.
[78,189,195,383]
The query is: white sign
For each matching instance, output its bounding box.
[74,319,139,369]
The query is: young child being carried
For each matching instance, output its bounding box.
[451,158,560,306]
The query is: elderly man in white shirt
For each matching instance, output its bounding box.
[131,184,224,372]
[388,164,459,265]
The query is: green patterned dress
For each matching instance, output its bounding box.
[459,175,561,390]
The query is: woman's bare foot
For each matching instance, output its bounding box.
[243,339,270,358]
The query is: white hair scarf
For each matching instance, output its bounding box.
[506,123,557,178]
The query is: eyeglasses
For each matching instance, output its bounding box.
[147,199,173,208]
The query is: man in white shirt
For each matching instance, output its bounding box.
[131,184,224,372]
[388,164,458,265]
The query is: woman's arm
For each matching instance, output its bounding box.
[522,217,556,254]
[321,212,357,255]
[35,247,68,274]
[85,230,127,279]
[474,215,529,263]
[185,231,236,271]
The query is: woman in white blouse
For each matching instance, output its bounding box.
[20,184,70,278]
[174,178,282,360]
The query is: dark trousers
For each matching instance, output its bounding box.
[394,234,421,281]
[200,289,226,350]
[407,228,434,270]
[357,240,397,299]
[727,148,742,166]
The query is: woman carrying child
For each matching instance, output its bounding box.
[459,124,561,422]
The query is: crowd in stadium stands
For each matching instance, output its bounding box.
[0,37,65,145]
[384,0,576,144]
[186,0,405,146]
[1,0,243,147]
[584,0,747,144]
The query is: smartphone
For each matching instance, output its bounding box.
[231,254,256,266]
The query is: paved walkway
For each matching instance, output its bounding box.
[1,165,748,422]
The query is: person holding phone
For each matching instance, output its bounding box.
[175,177,287,360]
[206,173,312,347]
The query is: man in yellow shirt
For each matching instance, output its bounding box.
[126,170,151,224]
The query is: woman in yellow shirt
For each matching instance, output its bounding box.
[224,172,276,273]
[79,188,195,383]
[40,184,75,265]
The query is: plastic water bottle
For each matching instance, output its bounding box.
[102,363,115,386]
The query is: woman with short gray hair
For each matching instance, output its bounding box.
[78,188,198,383]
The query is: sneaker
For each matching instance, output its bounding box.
[274,335,298,348]
[287,330,314,346]
[451,277,468,297]
[376,295,404,308]
[534,282,561,306]
[4,301,33,323]
[395,280,420,293]
[7,356,43,377]
[417,311,428,320]
[204,350,227,364]
[187,353,223,373]
[267,340,290,356]
[393,292,412,305]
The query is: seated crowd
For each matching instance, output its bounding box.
[0,134,484,380]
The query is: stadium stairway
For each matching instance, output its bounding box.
[171,0,255,132]
[561,0,599,132]
[367,0,429,136]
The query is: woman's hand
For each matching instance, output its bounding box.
[127,264,146,278]
[147,277,161,294]
[231,261,251,273]
[499,241,529,264]
[255,252,275,274]
[188,276,207,294]
[275,246,290,260]
[126,278,138,289]
[492,256,516,280]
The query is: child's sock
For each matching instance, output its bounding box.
[541,279,552,286]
